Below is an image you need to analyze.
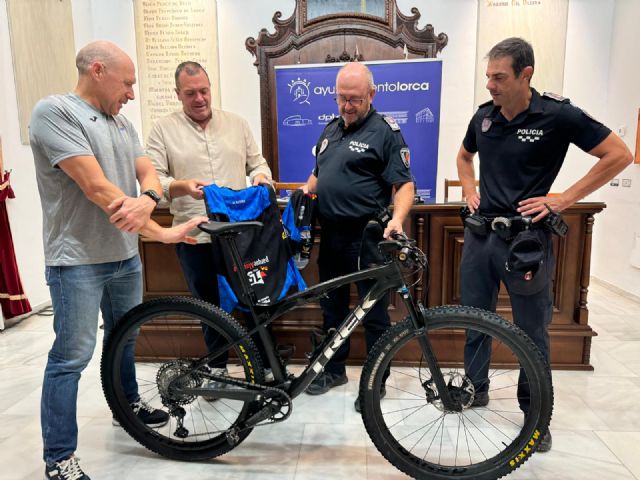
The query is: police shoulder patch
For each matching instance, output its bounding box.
[399,147,410,168]
[543,91,570,103]
[383,115,400,131]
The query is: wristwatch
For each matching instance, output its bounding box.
[140,189,161,206]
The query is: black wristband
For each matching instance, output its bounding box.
[141,189,161,205]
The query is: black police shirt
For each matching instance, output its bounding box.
[463,88,611,215]
[313,108,412,222]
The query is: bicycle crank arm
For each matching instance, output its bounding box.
[180,387,267,402]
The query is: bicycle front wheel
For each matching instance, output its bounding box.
[360,305,553,480]
[101,297,264,461]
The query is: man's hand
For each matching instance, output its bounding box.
[252,174,272,186]
[158,216,209,245]
[517,195,569,222]
[108,195,156,233]
[169,179,208,199]
[383,218,404,239]
[466,192,481,214]
[185,179,207,199]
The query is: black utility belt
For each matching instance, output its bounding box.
[460,207,568,240]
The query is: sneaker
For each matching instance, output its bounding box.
[112,398,169,428]
[305,371,348,395]
[354,386,387,413]
[202,367,229,402]
[45,455,90,480]
[537,430,552,452]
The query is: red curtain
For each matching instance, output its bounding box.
[0,171,31,318]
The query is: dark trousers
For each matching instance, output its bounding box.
[318,223,391,376]
[460,228,554,413]
[175,242,271,368]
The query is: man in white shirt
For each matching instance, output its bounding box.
[147,61,273,376]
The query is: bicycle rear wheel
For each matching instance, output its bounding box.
[360,305,553,480]
[101,296,264,461]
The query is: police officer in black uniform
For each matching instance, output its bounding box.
[457,37,632,452]
[302,62,414,411]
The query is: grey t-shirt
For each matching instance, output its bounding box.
[29,93,143,266]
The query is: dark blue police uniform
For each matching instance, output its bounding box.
[460,88,610,412]
[313,108,412,377]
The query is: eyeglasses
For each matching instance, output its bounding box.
[335,95,365,106]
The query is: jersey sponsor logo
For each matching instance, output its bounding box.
[242,255,270,271]
[247,267,266,286]
[288,77,311,105]
[400,147,410,168]
[348,140,369,153]
[516,128,544,143]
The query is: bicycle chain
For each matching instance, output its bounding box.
[199,370,294,427]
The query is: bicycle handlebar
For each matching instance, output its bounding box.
[379,232,427,270]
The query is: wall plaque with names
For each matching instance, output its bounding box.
[134,0,221,142]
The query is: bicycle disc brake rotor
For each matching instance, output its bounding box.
[426,371,476,412]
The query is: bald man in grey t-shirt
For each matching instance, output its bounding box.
[30,41,205,480]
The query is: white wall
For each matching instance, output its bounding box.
[591,0,640,297]
[0,0,48,309]
[0,0,637,307]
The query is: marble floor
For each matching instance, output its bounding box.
[1,281,639,480]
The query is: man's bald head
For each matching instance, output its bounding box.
[335,62,375,127]
[75,40,132,75]
[74,40,136,116]
[336,62,374,90]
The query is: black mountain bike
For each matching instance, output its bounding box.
[101,220,553,480]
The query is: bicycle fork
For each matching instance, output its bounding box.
[401,290,461,412]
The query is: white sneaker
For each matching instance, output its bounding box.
[45,455,90,480]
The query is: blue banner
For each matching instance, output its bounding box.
[275,59,442,199]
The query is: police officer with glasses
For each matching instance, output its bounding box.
[302,62,414,412]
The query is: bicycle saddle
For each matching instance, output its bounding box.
[198,220,264,236]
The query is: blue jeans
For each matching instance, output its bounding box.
[41,256,142,464]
